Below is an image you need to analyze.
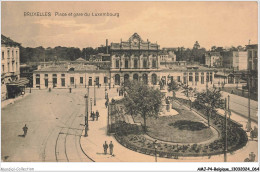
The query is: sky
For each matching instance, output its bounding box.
[1,1,258,50]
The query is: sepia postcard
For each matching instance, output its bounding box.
[1,0,259,171]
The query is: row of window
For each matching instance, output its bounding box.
[1,62,19,73]
[2,50,19,60]
[163,73,212,85]
[115,59,157,68]
[35,74,108,87]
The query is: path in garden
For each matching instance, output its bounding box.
[80,87,257,162]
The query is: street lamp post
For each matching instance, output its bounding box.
[85,73,87,88]
[153,140,158,162]
[228,95,231,120]
[87,84,90,99]
[247,72,252,132]
[84,94,88,137]
[94,80,96,106]
[90,98,93,114]
[224,98,228,162]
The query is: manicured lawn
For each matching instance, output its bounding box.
[132,102,215,143]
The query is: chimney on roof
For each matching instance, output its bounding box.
[106,39,108,54]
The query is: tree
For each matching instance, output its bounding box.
[194,88,224,127]
[193,41,200,49]
[230,46,238,51]
[181,84,195,109]
[211,46,217,52]
[82,47,97,61]
[215,47,224,52]
[122,80,164,132]
[237,45,244,51]
[167,80,179,98]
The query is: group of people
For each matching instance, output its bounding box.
[90,110,100,121]
[103,141,114,155]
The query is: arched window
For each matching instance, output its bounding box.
[143,59,147,68]
[206,72,209,82]
[142,73,148,84]
[152,59,156,68]
[189,72,193,82]
[152,74,157,85]
[125,59,129,68]
[133,74,139,81]
[115,74,120,85]
[201,72,204,84]
[195,72,199,82]
[134,59,138,68]
[124,74,129,83]
[36,74,40,85]
[116,59,119,68]
[183,72,187,84]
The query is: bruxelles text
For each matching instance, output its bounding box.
[24,12,119,18]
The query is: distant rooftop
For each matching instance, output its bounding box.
[111,33,159,51]
[75,57,87,62]
[246,44,258,49]
[35,64,98,72]
[161,64,215,72]
[1,34,20,46]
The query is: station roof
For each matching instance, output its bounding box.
[75,57,87,62]
[161,65,216,72]
[35,64,99,72]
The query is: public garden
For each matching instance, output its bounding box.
[108,80,249,158]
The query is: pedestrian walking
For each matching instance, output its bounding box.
[91,111,95,121]
[96,110,100,121]
[109,141,114,155]
[23,124,28,136]
[117,88,119,93]
[249,152,256,162]
[105,100,108,108]
[90,112,93,120]
[103,141,108,155]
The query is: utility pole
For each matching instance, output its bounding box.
[87,84,90,100]
[228,95,231,120]
[85,73,86,88]
[90,98,92,114]
[84,94,88,137]
[224,98,228,162]
[94,80,96,106]
[247,71,251,132]
[206,73,209,91]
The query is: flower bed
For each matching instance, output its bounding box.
[112,99,248,158]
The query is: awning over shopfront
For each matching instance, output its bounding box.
[214,72,229,78]
[7,78,29,87]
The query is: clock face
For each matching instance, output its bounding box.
[133,38,138,44]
